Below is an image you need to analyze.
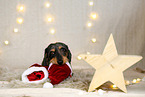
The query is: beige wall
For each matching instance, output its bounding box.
[0,0,144,69]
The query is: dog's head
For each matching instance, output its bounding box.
[42,42,72,66]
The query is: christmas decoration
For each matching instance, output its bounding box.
[22,64,48,83]
[87,22,92,27]
[90,12,98,20]
[22,62,72,85]
[45,2,51,8]
[13,28,19,33]
[89,1,94,6]
[43,82,53,88]
[50,28,56,34]
[16,17,24,24]
[48,62,72,85]
[80,34,143,93]
[17,5,25,12]
[4,40,9,45]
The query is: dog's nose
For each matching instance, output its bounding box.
[57,60,63,65]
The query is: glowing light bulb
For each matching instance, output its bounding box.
[48,17,52,22]
[125,80,130,85]
[89,1,94,6]
[91,38,96,43]
[45,2,51,8]
[17,18,24,24]
[4,40,9,45]
[112,85,117,88]
[77,56,82,60]
[87,22,92,27]
[111,85,118,89]
[137,78,141,82]
[50,29,55,34]
[13,28,19,33]
[132,79,137,83]
[90,13,98,20]
[47,16,54,22]
[17,5,25,12]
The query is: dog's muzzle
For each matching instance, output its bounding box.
[57,60,63,65]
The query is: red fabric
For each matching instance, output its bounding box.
[48,64,71,85]
[27,71,45,81]
[27,64,48,81]
[26,63,71,84]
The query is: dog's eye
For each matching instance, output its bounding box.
[60,48,66,52]
[60,48,67,56]
[51,52,55,55]
[50,51,55,58]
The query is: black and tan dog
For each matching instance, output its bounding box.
[42,42,72,66]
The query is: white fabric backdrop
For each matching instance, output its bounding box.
[0,0,144,69]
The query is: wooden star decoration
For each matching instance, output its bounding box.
[80,34,142,93]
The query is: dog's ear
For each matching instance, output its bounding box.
[42,44,54,66]
[59,42,72,64]
[42,48,49,66]
[67,48,72,64]
[63,43,72,64]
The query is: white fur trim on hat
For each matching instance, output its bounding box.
[22,67,48,84]
[66,62,73,75]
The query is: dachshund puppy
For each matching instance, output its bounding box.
[42,42,72,66]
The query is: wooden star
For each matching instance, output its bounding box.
[80,34,142,93]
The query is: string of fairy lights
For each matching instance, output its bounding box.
[88,0,98,43]
[45,1,56,35]
[3,1,55,45]
[77,0,145,94]
[77,0,98,60]
[96,78,143,95]
[1,0,144,93]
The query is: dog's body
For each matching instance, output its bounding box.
[42,42,72,67]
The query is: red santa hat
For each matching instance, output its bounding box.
[48,62,72,85]
[21,62,72,85]
[22,64,48,84]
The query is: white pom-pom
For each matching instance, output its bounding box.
[43,82,53,88]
